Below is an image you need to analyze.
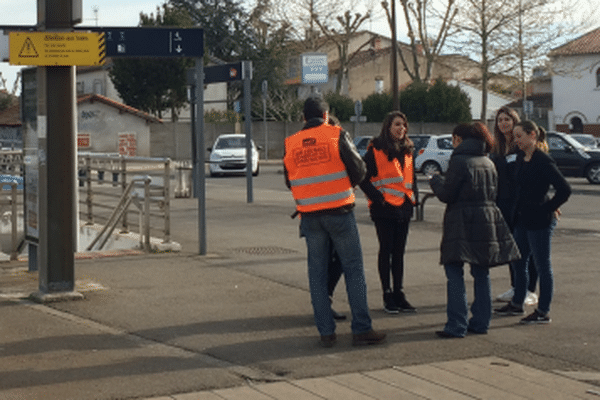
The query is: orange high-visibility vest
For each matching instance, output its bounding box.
[284,124,354,213]
[369,147,415,207]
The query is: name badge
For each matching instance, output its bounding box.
[506,154,517,163]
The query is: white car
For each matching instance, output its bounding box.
[413,134,453,175]
[208,134,260,177]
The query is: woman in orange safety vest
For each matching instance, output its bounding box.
[359,111,418,314]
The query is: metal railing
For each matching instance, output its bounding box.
[0,182,24,260]
[78,153,172,248]
[86,177,152,251]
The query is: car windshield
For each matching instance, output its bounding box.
[548,133,586,151]
[572,135,597,148]
[410,135,430,151]
[558,134,586,149]
[215,137,248,149]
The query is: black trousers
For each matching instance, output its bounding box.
[373,218,410,293]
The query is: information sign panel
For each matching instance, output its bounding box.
[301,53,328,84]
[9,31,105,66]
[204,62,243,84]
[99,28,203,58]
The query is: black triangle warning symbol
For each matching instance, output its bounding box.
[19,38,39,58]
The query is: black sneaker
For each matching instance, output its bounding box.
[383,291,399,314]
[494,303,525,316]
[520,310,551,324]
[394,291,417,313]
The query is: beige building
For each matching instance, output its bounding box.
[77,94,162,157]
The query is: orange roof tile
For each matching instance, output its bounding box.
[551,27,600,56]
[0,103,21,127]
[77,94,162,124]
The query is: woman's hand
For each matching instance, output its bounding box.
[554,209,562,220]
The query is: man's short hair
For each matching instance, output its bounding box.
[303,96,329,120]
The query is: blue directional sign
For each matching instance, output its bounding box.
[96,27,203,58]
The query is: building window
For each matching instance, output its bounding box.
[570,117,584,133]
[93,79,103,95]
[76,81,85,94]
[375,78,384,94]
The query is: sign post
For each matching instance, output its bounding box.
[262,79,268,161]
[31,0,82,301]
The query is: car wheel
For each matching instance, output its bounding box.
[585,163,600,184]
[422,161,442,176]
[252,163,260,177]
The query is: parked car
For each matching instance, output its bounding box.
[353,135,373,157]
[547,131,600,184]
[569,133,598,149]
[410,134,454,175]
[409,134,431,155]
[207,134,261,177]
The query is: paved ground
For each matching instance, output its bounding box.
[1,164,599,399]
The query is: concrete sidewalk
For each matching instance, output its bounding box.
[1,172,600,399]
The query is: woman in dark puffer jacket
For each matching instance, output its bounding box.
[429,123,520,338]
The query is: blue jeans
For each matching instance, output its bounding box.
[511,219,557,315]
[300,211,372,336]
[443,263,491,336]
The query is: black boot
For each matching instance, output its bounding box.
[330,297,346,320]
[395,291,417,313]
[383,290,399,314]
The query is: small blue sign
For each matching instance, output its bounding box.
[301,53,328,84]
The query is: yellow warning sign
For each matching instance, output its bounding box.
[9,32,105,66]
[19,37,39,58]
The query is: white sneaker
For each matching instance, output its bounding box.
[524,291,539,306]
[496,287,514,302]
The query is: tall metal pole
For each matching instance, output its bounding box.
[194,58,206,255]
[244,61,253,204]
[391,0,399,111]
[34,0,81,300]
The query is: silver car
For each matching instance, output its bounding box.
[413,134,454,175]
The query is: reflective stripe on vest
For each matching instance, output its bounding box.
[284,124,355,212]
[369,148,415,207]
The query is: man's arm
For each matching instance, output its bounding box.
[338,130,366,186]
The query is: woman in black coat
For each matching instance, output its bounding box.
[429,123,520,338]
[494,121,571,324]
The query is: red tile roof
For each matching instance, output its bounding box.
[0,103,21,127]
[0,94,163,126]
[77,94,162,123]
[550,27,600,56]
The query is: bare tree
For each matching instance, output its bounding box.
[381,0,458,83]
[312,11,372,93]
[276,0,350,50]
[450,0,533,120]
[508,0,596,107]
[450,0,594,121]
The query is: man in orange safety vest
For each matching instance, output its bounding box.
[283,96,386,348]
